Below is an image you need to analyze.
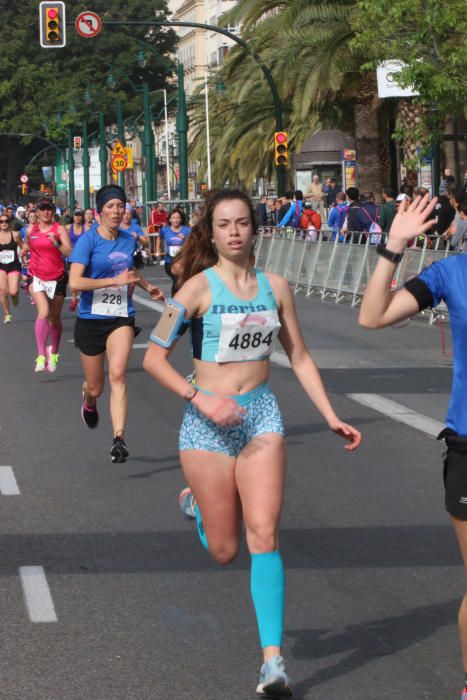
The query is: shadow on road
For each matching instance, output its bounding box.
[288,598,459,698]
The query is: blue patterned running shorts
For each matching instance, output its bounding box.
[179,383,284,456]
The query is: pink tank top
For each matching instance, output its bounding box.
[28,222,65,281]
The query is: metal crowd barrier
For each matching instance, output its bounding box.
[255,226,454,321]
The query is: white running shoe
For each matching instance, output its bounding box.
[256,656,292,697]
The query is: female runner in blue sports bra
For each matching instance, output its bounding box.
[143,188,361,698]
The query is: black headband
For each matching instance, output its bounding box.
[96,186,126,213]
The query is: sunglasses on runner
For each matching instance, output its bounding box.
[37,203,55,211]
[0,219,9,223]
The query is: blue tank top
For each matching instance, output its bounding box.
[191,267,281,363]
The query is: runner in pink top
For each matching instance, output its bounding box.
[22,198,72,373]
[28,222,66,280]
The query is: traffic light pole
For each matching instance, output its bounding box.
[82,20,286,196]
[66,128,75,208]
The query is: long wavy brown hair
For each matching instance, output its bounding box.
[172,188,257,290]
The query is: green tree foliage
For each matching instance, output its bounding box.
[0,0,177,199]
[351,0,467,144]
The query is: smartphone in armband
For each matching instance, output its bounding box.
[150,298,188,348]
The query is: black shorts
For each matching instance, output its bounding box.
[74,316,140,356]
[440,430,467,519]
[0,263,21,274]
[27,272,68,298]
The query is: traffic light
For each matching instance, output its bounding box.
[39,2,66,48]
[21,184,28,195]
[274,131,289,167]
[40,184,46,192]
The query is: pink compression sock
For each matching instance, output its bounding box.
[48,320,62,354]
[34,318,49,356]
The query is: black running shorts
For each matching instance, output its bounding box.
[440,431,467,520]
[74,316,140,356]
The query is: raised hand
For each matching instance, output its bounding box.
[388,193,438,246]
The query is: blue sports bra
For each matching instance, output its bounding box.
[191,267,281,363]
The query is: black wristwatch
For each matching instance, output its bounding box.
[376,242,404,263]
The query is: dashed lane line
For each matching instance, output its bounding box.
[19,567,58,623]
[0,466,20,495]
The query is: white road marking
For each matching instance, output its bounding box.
[347,393,445,438]
[0,466,20,495]
[19,567,58,623]
[133,294,164,312]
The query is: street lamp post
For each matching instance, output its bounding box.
[99,112,107,188]
[204,72,212,189]
[67,128,75,208]
[176,63,188,200]
[142,82,156,221]
[82,119,90,210]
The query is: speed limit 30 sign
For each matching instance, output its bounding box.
[112,154,128,172]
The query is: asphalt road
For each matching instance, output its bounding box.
[0,268,461,700]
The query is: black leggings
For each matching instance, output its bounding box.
[164,262,177,297]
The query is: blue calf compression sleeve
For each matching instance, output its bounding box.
[194,503,209,550]
[250,550,285,648]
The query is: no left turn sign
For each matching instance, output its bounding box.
[75,11,102,38]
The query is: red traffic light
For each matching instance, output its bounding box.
[39,2,66,48]
[274,131,289,167]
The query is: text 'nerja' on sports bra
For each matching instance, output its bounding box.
[190,267,281,363]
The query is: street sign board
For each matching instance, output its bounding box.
[125,147,133,169]
[377,61,419,98]
[75,11,102,38]
[20,174,29,184]
[112,154,128,172]
[112,141,126,156]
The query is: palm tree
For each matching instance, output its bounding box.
[189,0,385,193]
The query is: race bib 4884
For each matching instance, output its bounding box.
[216,310,280,362]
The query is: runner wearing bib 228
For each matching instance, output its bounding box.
[69,184,164,464]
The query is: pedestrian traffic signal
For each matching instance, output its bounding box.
[274,132,289,167]
[39,2,66,48]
